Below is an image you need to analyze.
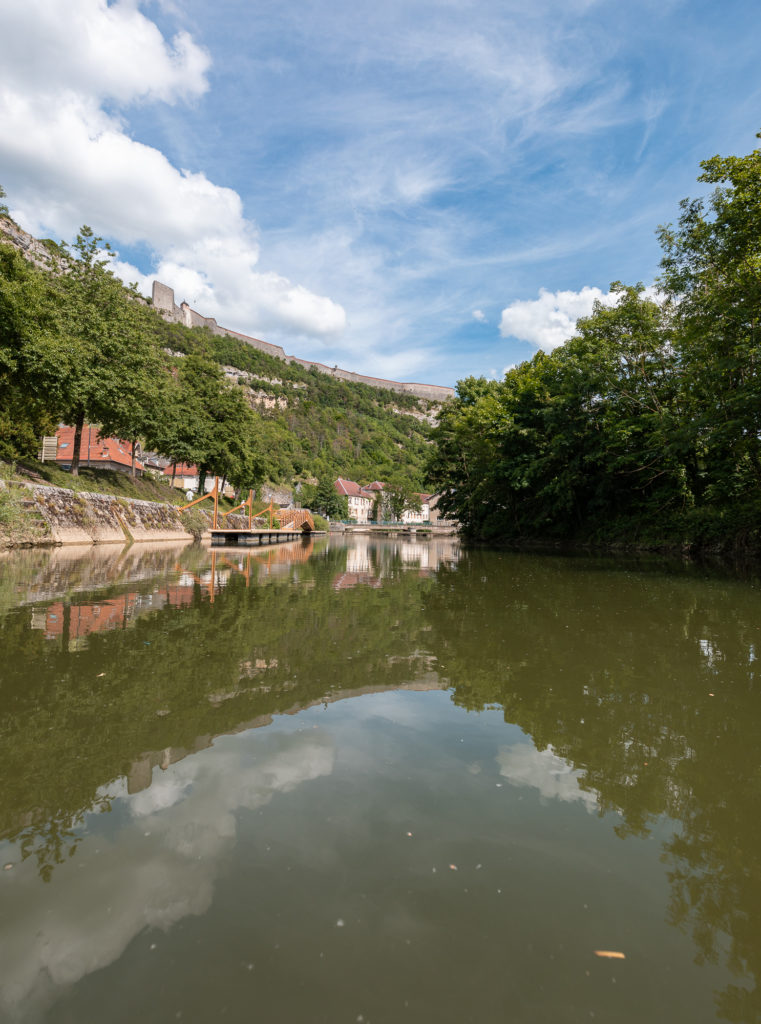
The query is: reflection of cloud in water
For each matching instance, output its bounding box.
[496,743,599,813]
[0,732,334,1021]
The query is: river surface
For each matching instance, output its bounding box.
[1,536,760,1023]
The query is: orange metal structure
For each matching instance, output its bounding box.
[180,482,315,534]
[178,477,220,528]
[275,509,315,532]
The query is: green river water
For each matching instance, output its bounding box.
[1,535,760,1023]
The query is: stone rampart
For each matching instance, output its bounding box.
[152,281,454,402]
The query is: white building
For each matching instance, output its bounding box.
[334,478,374,523]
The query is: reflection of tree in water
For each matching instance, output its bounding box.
[0,540,443,879]
[424,551,761,1023]
[17,792,113,882]
[5,542,761,1019]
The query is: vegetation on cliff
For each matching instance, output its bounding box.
[427,135,761,552]
[0,211,435,494]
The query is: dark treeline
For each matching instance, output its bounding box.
[0,213,432,493]
[427,137,761,552]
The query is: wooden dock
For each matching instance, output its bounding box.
[210,529,305,546]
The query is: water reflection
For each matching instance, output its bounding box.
[2,730,335,1021]
[334,536,461,590]
[2,538,760,1022]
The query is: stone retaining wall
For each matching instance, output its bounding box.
[27,485,249,546]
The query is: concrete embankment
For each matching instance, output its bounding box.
[3,483,249,547]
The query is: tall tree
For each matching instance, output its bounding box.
[52,226,167,476]
[658,134,761,507]
[0,243,63,459]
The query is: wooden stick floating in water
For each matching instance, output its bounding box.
[594,951,626,959]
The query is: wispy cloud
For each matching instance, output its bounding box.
[1,0,759,382]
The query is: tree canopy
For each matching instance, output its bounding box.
[0,205,434,494]
[427,134,761,553]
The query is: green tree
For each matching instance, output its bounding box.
[0,244,61,459]
[658,134,761,513]
[384,480,423,521]
[50,226,168,476]
[175,355,264,494]
[311,477,348,519]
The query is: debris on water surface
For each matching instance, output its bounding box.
[96,672,105,677]
[406,831,413,837]
[594,950,625,959]
[156,709,170,716]
[4,863,12,870]
[449,864,458,871]
[336,919,344,927]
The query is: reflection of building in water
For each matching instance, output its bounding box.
[346,536,370,573]
[405,538,461,572]
[400,541,430,568]
[332,571,382,591]
[32,586,196,649]
[28,542,320,649]
[335,537,461,589]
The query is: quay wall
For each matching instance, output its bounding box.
[152,281,455,404]
[15,485,250,547]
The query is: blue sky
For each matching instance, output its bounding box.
[1,0,760,387]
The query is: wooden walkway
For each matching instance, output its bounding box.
[210,528,305,546]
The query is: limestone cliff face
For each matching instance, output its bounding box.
[0,217,63,272]
[152,281,455,403]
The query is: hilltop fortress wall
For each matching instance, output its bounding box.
[152,282,454,403]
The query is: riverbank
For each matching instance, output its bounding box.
[460,516,761,561]
[0,478,249,548]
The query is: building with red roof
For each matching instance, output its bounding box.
[162,462,200,491]
[334,477,375,522]
[54,425,144,475]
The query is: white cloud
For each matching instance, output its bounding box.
[499,285,617,351]
[0,0,210,106]
[0,731,335,1020]
[472,309,487,322]
[496,742,599,812]
[0,1,346,342]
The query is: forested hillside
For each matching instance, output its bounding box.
[153,319,436,486]
[0,196,436,493]
[427,136,761,553]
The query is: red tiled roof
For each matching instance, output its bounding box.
[365,481,385,491]
[334,477,373,499]
[55,425,144,471]
[163,462,198,477]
